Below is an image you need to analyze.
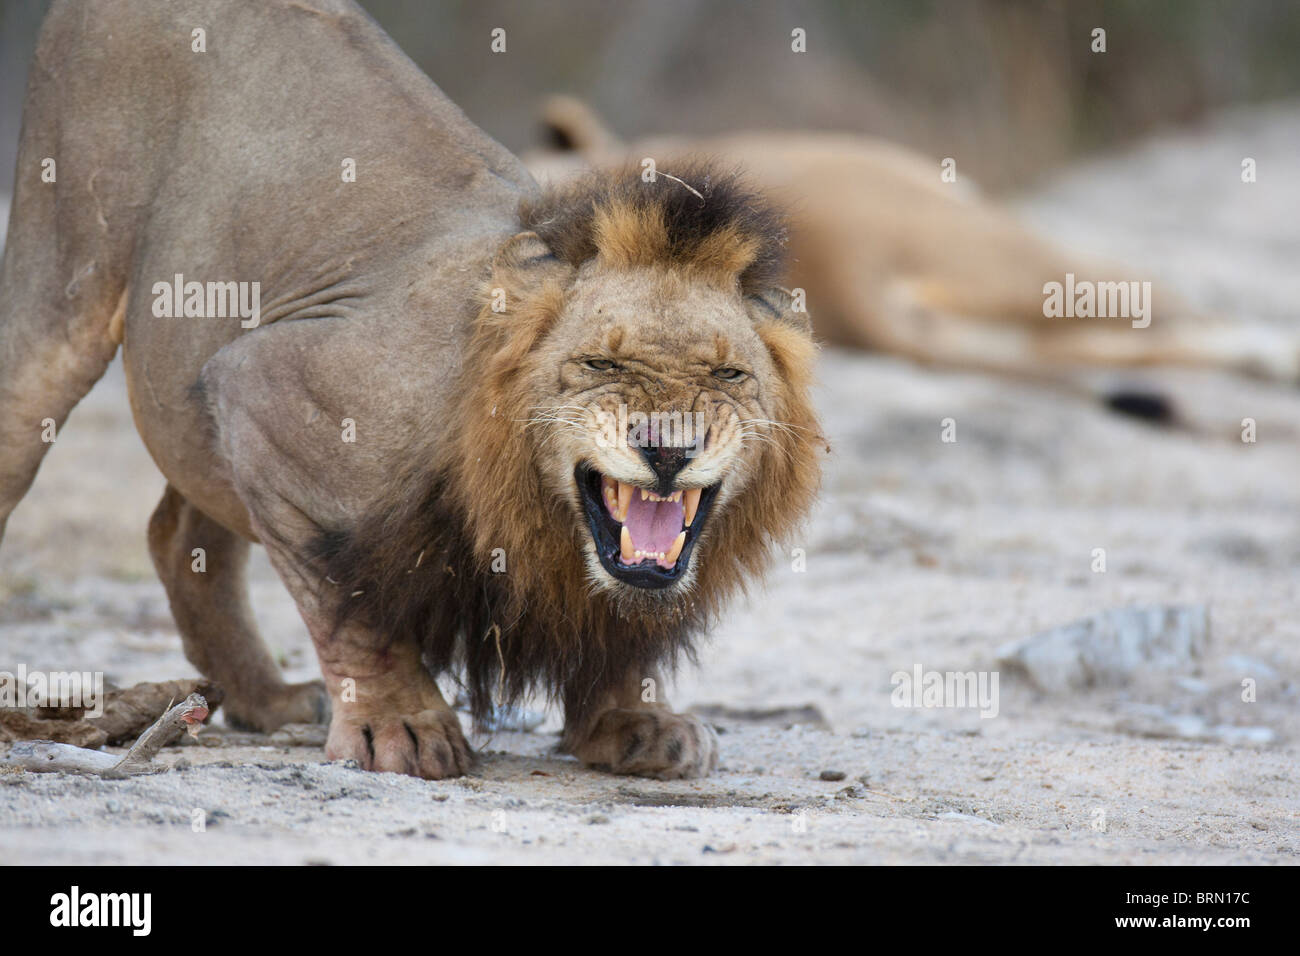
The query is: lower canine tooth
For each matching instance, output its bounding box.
[683,487,702,527]
[664,531,686,564]
[620,526,635,563]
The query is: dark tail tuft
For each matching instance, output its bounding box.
[1103,389,1176,424]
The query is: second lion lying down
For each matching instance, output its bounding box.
[0,0,822,779]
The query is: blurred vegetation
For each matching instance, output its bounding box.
[3,0,1300,194]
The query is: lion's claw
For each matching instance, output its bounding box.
[327,707,470,779]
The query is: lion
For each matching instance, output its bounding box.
[0,0,822,780]
[531,96,1300,414]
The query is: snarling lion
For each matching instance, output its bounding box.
[0,0,822,779]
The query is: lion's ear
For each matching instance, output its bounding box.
[492,231,574,299]
[494,231,559,270]
[747,286,811,335]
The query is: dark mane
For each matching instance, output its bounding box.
[520,159,789,296]
[307,469,706,733]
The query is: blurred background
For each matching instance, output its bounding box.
[4,0,1300,195]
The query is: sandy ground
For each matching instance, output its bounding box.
[2,105,1298,865]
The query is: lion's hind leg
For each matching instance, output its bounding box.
[0,204,123,544]
[147,484,328,731]
[0,41,130,545]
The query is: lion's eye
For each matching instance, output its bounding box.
[713,367,747,382]
[583,358,617,372]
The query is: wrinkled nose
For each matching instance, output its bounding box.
[639,444,690,494]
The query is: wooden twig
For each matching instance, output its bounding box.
[0,678,223,747]
[1,741,121,774]
[104,693,209,777]
[1,693,209,777]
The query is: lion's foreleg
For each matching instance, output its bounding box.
[561,666,718,780]
[253,530,470,779]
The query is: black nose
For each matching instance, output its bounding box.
[639,444,689,494]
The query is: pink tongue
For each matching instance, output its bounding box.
[624,493,684,563]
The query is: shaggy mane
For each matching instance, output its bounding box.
[310,160,820,741]
[520,160,789,296]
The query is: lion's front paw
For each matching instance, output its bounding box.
[570,708,718,780]
[225,679,330,732]
[326,706,471,779]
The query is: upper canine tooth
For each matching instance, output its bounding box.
[665,531,686,564]
[617,481,632,521]
[641,488,648,501]
[683,487,702,527]
[620,526,635,563]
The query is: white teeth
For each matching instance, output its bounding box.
[664,531,686,565]
[641,490,681,503]
[605,476,694,567]
[683,487,702,527]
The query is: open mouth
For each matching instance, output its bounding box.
[575,464,721,589]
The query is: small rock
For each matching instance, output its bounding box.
[997,604,1209,693]
[819,769,846,781]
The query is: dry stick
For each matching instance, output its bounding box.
[1,741,121,774]
[1,694,209,777]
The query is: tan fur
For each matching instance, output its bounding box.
[593,201,671,269]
